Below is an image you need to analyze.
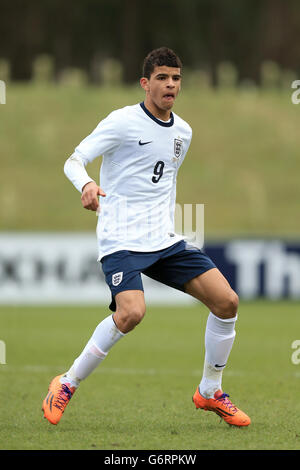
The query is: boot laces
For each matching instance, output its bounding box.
[216,393,238,413]
[53,384,72,411]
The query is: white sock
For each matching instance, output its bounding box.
[199,312,237,399]
[61,314,125,388]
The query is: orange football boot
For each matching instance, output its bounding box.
[192,387,251,427]
[42,374,76,425]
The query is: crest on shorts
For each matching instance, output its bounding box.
[112,272,123,286]
[174,138,183,159]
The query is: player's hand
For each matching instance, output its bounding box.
[81,182,106,212]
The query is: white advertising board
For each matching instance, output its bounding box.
[0,233,195,305]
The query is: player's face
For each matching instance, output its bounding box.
[140,65,182,116]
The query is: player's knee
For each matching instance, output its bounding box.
[129,306,146,326]
[115,305,146,333]
[213,290,239,319]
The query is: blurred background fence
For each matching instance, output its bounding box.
[1,0,299,304]
[1,0,300,86]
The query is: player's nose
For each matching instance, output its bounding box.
[166,80,175,88]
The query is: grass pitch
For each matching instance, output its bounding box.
[1,300,300,450]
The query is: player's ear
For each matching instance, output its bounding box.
[140,77,149,92]
[178,74,182,92]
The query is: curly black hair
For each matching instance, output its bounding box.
[142,47,182,79]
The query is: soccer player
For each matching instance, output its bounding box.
[42,47,250,427]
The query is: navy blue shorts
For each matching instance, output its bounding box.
[101,240,216,312]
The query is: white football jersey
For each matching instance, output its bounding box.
[64,102,192,261]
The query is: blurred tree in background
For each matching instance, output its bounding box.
[1,0,300,85]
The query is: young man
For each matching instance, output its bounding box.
[42,47,250,427]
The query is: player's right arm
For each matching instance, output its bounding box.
[64,152,106,212]
[64,108,126,212]
[81,181,106,212]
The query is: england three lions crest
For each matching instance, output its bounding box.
[174,138,183,159]
[112,272,123,286]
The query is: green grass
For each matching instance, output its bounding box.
[1,301,300,450]
[0,83,299,236]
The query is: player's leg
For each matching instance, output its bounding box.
[143,242,250,425]
[184,268,238,395]
[62,290,145,384]
[42,290,145,425]
[113,289,146,333]
[184,267,238,319]
[42,246,151,424]
[185,269,250,426]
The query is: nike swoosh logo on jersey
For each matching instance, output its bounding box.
[139,140,153,146]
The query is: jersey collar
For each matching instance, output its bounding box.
[140,102,174,127]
